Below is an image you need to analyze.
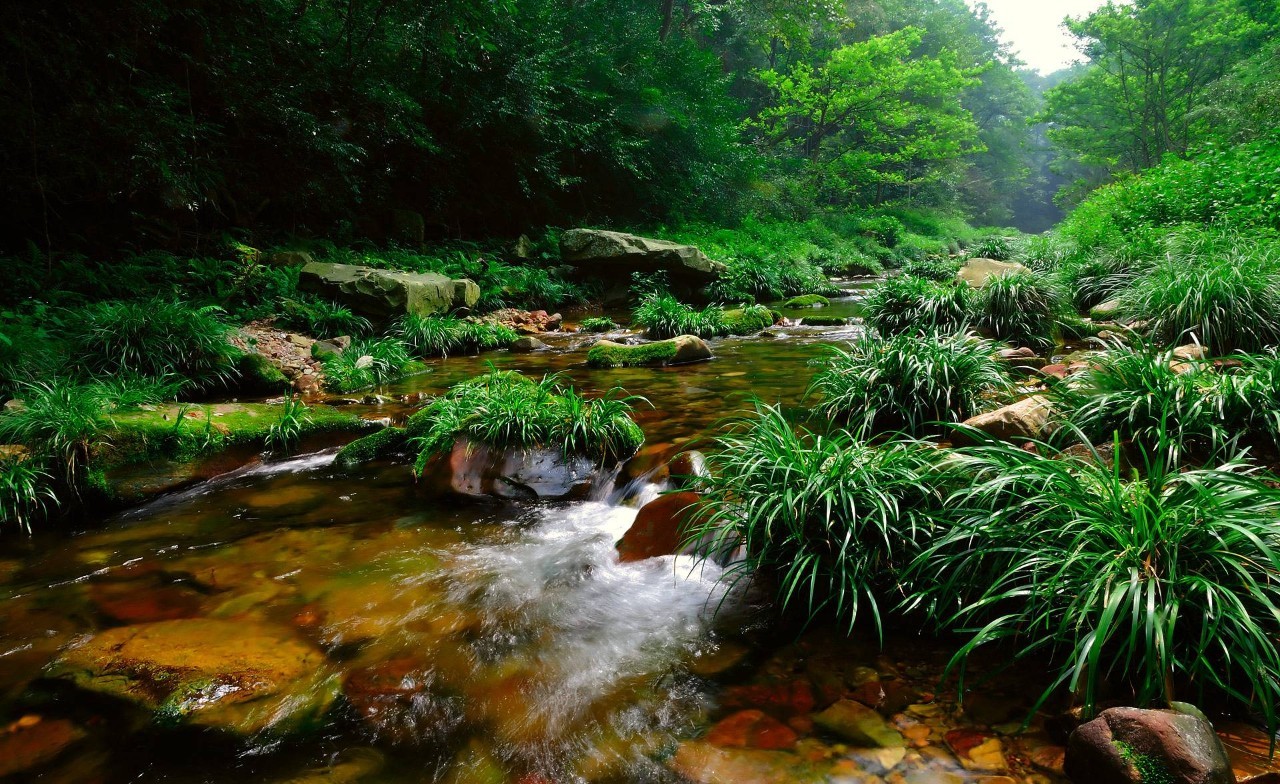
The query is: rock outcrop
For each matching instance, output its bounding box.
[957,258,1030,288]
[561,229,726,285]
[1066,706,1234,784]
[299,261,479,319]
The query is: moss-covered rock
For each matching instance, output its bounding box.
[783,294,830,308]
[721,307,778,335]
[587,336,712,368]
[801,316,850,327]
[237,353,290,394]
[335,426,410,468]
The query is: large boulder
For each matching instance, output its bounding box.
[423,438,607,501]
[1066,706,1234,784]
[45,619,337,735]
[958,258,1030,288]
[955,396,1053,444]
[587,335,712,368]
[561,229,726,285]
[299,261,479,319]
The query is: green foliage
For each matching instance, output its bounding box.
[783,295,830,308]
[398,315,518,358]
[69,299,240,391]
[0,379,106,484]
[907,436,1280,730]
[689,403,937,637]
[408,370,644,472]
[321,338,415,393]
[0,456,56,533]
[862,276,972,337]
[972,271,1066,352]
[586,340,681,369]
[1119,248,1280,354]
[633,294,776,340]
[281,298,372,339]
[899,257,961,282]
[809,332,1010,436]
[967,236,1015,261]
[265,398,312,454]
[578,317,618,333]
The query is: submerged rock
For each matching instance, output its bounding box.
[424,438,609,500]
[957,258,1029,288]
[0,716,86,779]
[46,618,338,735]
[561,229,726,285]
[1066,706,1234,784]
[587,335,712,368]
[616,491,707,562]
[299,261,479,319]
[669,740,823,784]
[812,699,906,748]
[705,709,798,750]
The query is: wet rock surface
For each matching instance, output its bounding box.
[300,260,479,319]
[1066,706,1235,784]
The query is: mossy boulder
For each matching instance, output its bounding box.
[299,261,479,319]
[722,307,778,335]
[335,426,410,468]
[801,316,849,327]
[560,229,726,284]
[783,294,830,308]
[587,336,712,368]
[1090,298,1123,321]
[237,353,290,394]
[45,619,338,735]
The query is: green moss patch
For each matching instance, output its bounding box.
[587,341,680,369]
[783,294,831,308]
[722,306,777,335]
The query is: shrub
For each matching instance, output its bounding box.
[688,403,937,635]
[1119,252,1280,354]
[0,457,56,532]
[809,332,1010,436]
[633,294,725,339]
[907,437,1280,729]
[862,276,973,337]
[967,235,1016,260]
[899,257,961,282]
[265,398,312,454]
[398,315,517,358]
[971,271,1066,353]
[0,379,106,484]
[69,299,240,390]
[281,297,372,338]
[408,370,644,473]
[322,337,415,392]
[1055,255,1137,313]
[578,317,618,333]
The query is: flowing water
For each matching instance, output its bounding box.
[0,281,1109,782]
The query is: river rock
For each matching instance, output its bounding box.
[1066,706,1234,784]
[587,335,712,368]
[705,709,798,750]
[669,741,823,784]
[510,336,548,353]
[812,699,906,748]
[954,396,1052,444]
[616,491,707,562]
[484,308,562,334]
[45,618,338,735]
[1090,298,1122,321]
[561,229,726,285]
[958,258,1029,288]
[0,716,86,778]
[426,438,607,500]
[299,261,479,319]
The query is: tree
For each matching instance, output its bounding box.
[752,27,983,206]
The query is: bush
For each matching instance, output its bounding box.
[578,317,618,333]
[1119,251,1280,354]
[0,456,56,532]
[689,403,937,635]
[264,398,312,454]
[809,332,1010,436]
[280,297,372,338]
[321,337,415,392]
[408,370,644,473]
[0,379,106,484]
[862,276,972,337]
[967,235,1016,260]
[899,257,961,282]
[632,295,772,339]
[1055,254,1137,313]
[69,299,240,391]
[398,315,517,358]
[908,437,1280,728]
[971,271,1066,352]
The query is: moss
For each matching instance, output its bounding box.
[1113,741,1176,784]
[97,403,367,469]
[587,340,680,369]
[801,316,850,327]
[237,353,290,394]
[579,317,618,333]
[335,426,409,468]
[721,306,776,336]
[783,294,831,308]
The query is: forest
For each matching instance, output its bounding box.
[1,1,1280,783]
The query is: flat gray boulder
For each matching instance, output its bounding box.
[957,257,1029,288]
[561,229,726,284]
[299,261,479,319]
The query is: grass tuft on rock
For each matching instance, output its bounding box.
[783,294,830,308]
[862,276,972,337]
[398,315,518,358]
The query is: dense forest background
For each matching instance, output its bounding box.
[0,0,1276,255]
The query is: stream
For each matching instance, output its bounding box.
[0,282,1093,782]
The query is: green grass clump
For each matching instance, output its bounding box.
[321,337,416,392]
[1119,252,1280,354]
[280,297,372,339]
[398,315,517,358]
[408,370,644,474]
[971,271,1066,353]
[862,276,972,337]
[783,294,830,308]
[69,299,240,391]
[688,403,937,636]
[578,317,618,333]
[634,294,725,339]
[264,397,312,454]
[809,331,1010,436]
[899,257,962,282]
[0,456,56,533]
[0,378,107,484]
[967,235,1016,260]
[907,436,1280,730]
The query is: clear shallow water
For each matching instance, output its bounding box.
[0,279,1098,783]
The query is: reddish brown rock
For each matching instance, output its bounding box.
[0,716,86,778]
[705,709,798,750]
[722,680,817,718]
[1066,707,1233,784]
[616,492,708,562]
[484,309,563,334]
